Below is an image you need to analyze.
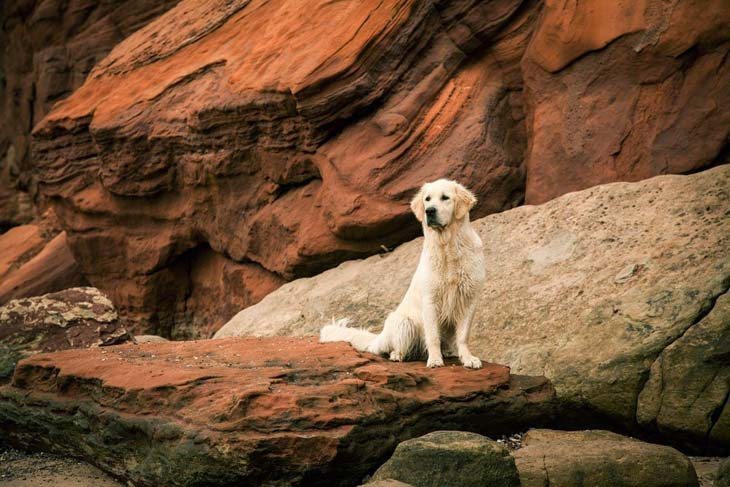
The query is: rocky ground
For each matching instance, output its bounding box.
[0,447,122,487]
[1,444,726,487]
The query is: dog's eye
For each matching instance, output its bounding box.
[441,195,450,201]
[425,196,431,202]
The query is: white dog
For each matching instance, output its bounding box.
[320,179,485,368]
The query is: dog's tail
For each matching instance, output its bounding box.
[319,318,377,352]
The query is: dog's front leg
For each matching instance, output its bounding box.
[456,302,482,369]
[423,299,444,368]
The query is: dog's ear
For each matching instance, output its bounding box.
[410,186,425,222]
[454,183,477,220]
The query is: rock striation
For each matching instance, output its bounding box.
[28,0,537,337]
[0,0,181,228]
[216,165,730,451]
[0,337,555,486]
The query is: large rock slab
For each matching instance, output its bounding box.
[0,337,555,486]
[216,166,730,450]
[370,431,520,487]
[0,287,132,382]
[0,224,46,279]
[514,429,699,487]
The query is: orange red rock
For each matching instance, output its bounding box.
[0,0,725,337]
[0,336,555,486]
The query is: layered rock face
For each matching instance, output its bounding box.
[23,0,730,337]
[30,0,536,337]
[0,0,181,228]
[0,337,555,486]
[216,166,730,451]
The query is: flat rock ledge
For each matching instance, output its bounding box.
[0,337,555,487]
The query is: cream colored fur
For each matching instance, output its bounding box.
[320,179,485,368]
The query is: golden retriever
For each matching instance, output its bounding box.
[320,179,485,368]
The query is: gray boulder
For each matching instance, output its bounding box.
[370,431,520,487]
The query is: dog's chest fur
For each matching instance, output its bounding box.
[426,229,484,324]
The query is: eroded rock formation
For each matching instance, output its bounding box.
[4,0,726,337]
[0,0,181,228]
[0,214,87,303]
[29,0,537,336]
[522,0,730,203]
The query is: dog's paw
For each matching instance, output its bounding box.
[461,355,482,369]
[389,350,404,362]
[427,355,444,368]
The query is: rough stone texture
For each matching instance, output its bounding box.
[0,447,124,487]
[0,0,181,228]
[717,458,730,487]
[371,431,520,487]
[513,429,699,487]
[0,287,131,382]
[522,0,730,204]
[29,0,538,337]
[216,166,730,450]
[133,335,169,344]
[689,457,727,487]
[638,293,730,450]
[0,337,556,487]
[0,231,87,305]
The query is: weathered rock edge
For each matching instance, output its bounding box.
[0,337,556,487]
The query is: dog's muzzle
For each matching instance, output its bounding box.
[425,207,442,228]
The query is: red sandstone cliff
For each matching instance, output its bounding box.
[1,0,727,337]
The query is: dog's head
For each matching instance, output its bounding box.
[410,179,477,230]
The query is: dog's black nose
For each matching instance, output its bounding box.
[425,207,437,216]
